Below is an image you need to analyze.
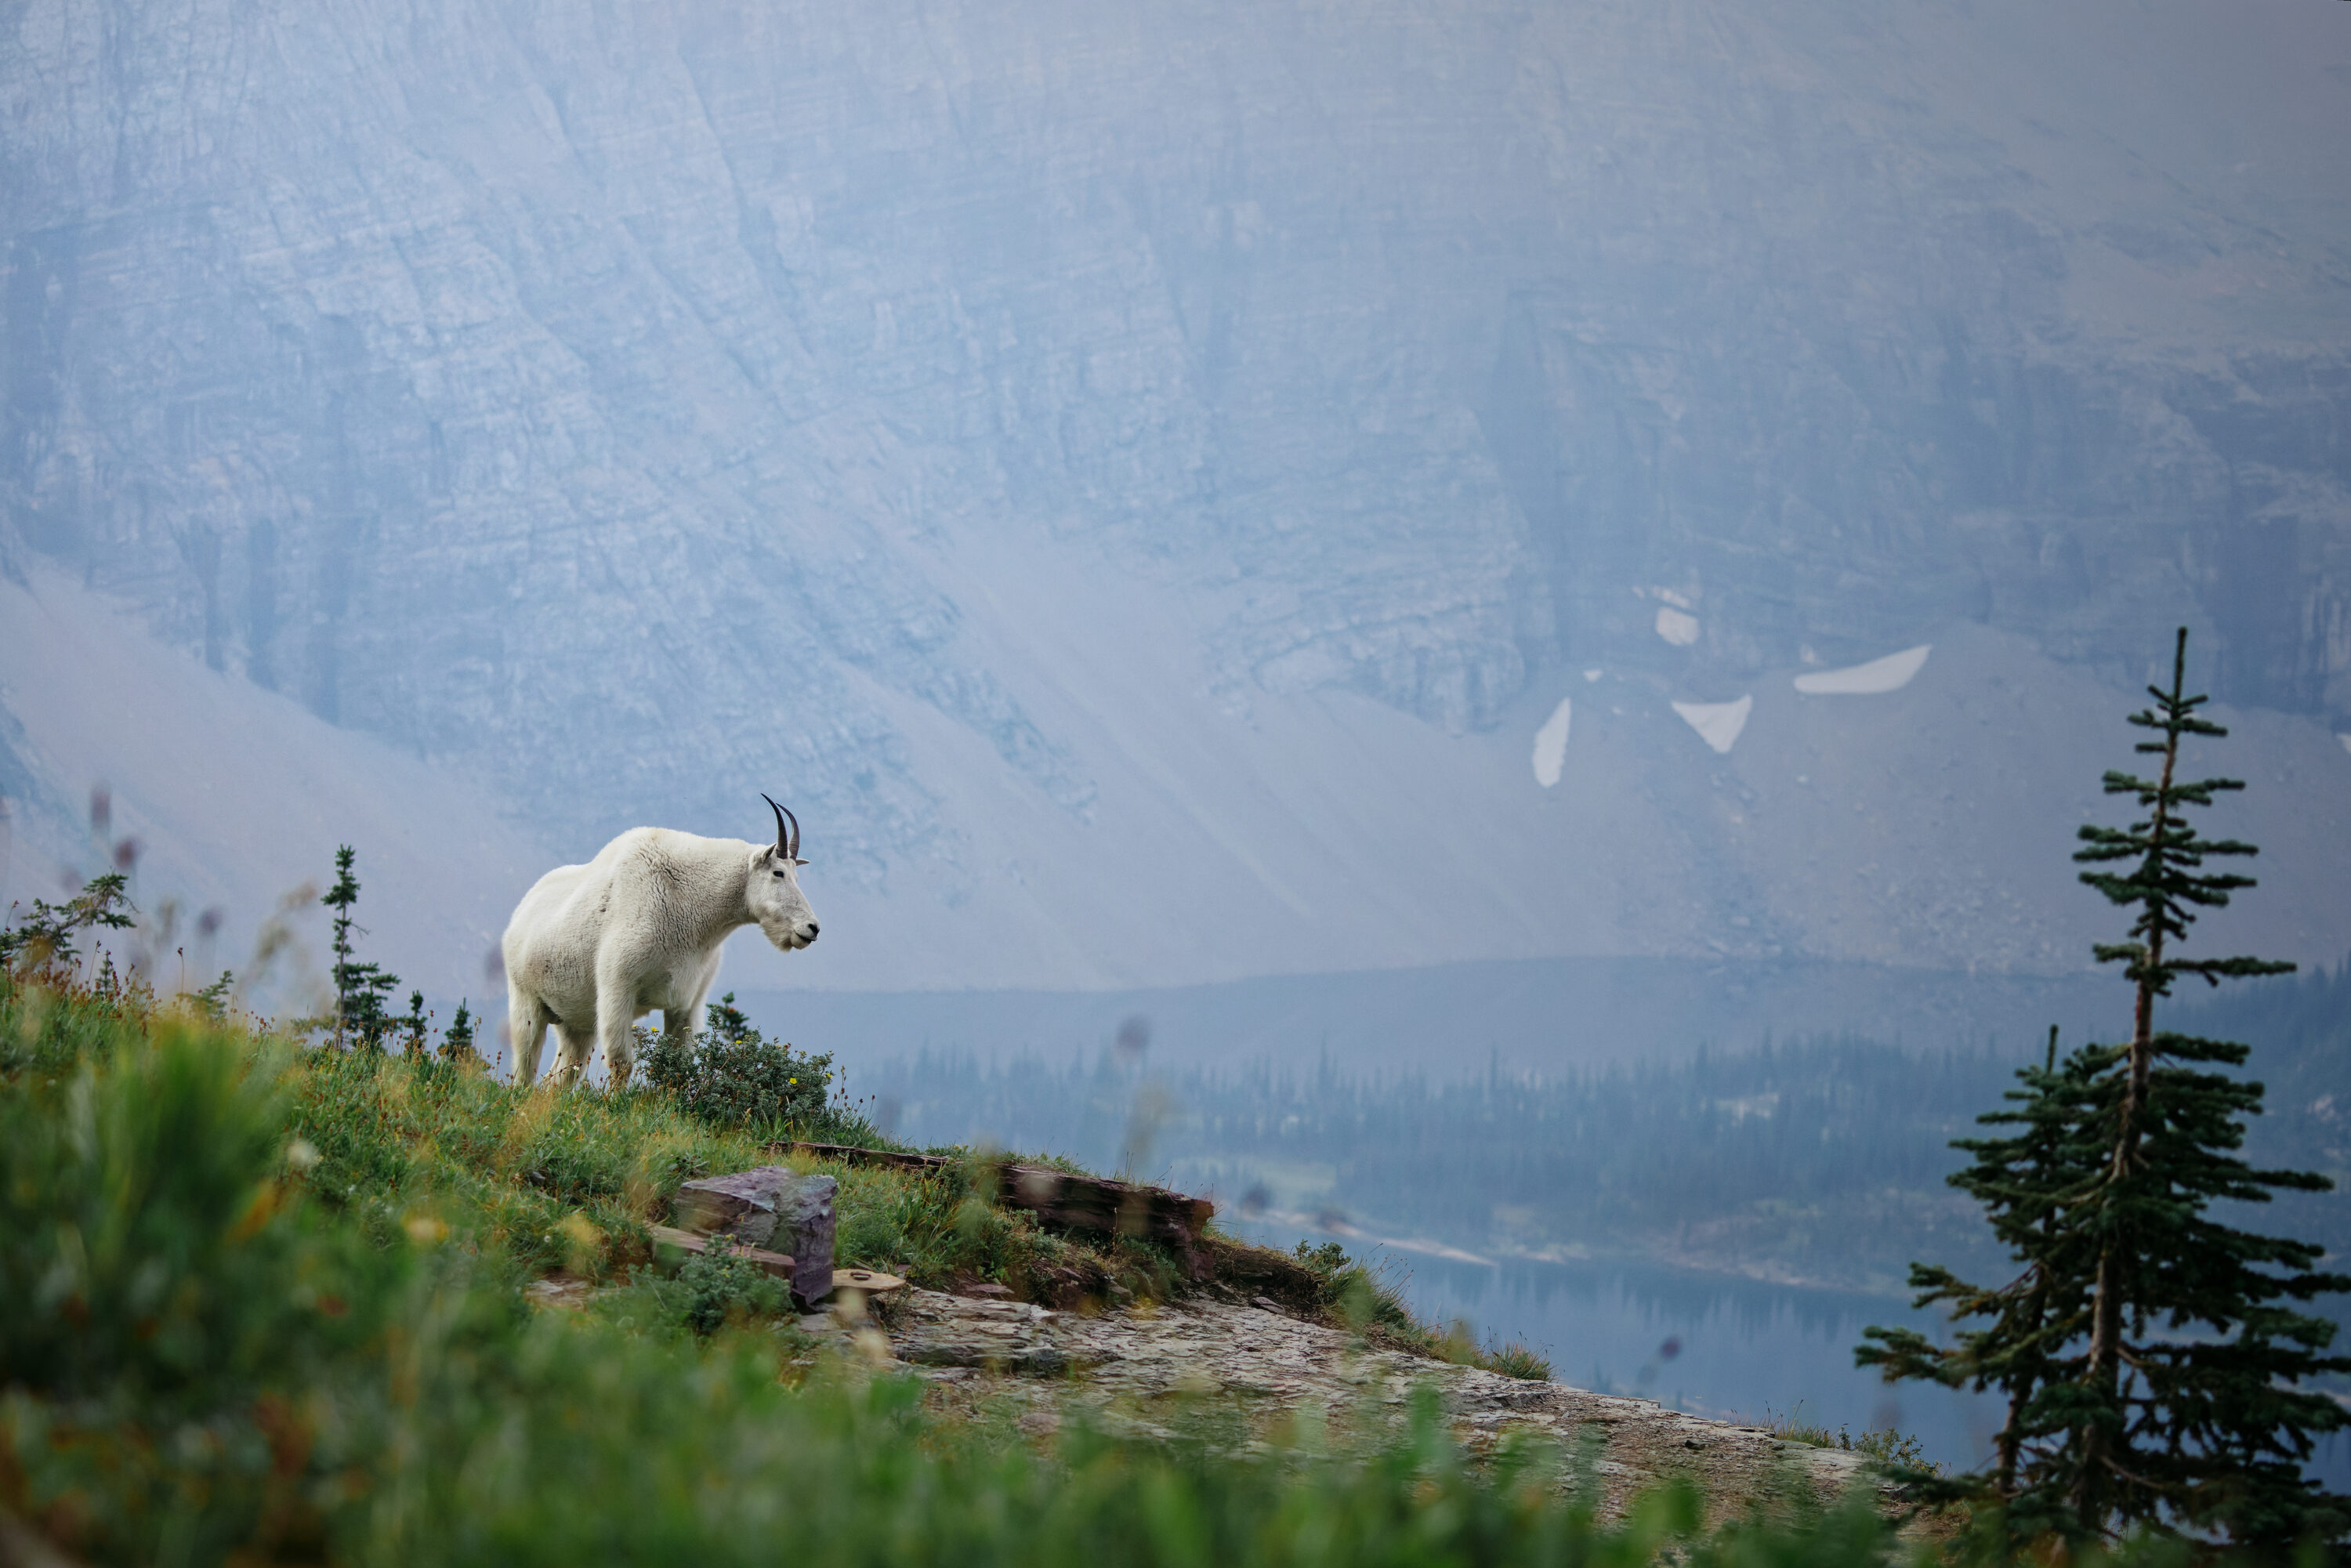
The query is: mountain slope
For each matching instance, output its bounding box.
[3,0,2346,990]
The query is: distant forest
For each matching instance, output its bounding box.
[861,964,2351,1295]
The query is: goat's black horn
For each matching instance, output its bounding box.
[761,793,799,860]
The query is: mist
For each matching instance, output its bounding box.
[5,0,2349,1474]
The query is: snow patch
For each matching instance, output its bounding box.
[1532,698,1573,788]
[1793,645,1930,696]
[2340,734,2351,757]
[1582,668,1604,683]
[1672,695,1752,755]
[1655,606,1700,646]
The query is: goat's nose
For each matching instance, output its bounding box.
[805,922,819,938]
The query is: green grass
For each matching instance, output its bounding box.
[270,1024,1194,1305]
[1476,1340,1558,1383]
[1286,1241,1556,1382]
[5,976,1940,1567]
[11,972,2289,1566]
[1759,1407,1843,1450]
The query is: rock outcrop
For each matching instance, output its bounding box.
[820,1287,1894,1528]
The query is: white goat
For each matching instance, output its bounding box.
[501,796,818,1088]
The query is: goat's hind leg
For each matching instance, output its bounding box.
[549,1023,594,1088]
[508,984,551,1085]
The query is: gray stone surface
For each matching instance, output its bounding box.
[673,1167,833,1301]
[779,1175,837,1305]
[673,1167,795,1248]
[810,1287,1905,1530]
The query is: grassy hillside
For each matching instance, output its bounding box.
[16,972,1917,1566]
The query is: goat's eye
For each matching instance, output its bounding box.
[771,869,786,878]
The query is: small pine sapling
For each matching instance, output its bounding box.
[1857,1027,2106,1543]
[400,990,429,1056]
[440,1000,476,1063]
[190,969,236,1022]
[321,846,400,1051]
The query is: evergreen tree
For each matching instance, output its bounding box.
[400,990,429,1056]
[321,846,399,1051]
[441,1000,476,1063]
[1858,1029,2108,1547]
[1860,628,2349,1550]
[190,969,236,1022]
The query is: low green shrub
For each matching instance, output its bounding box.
[1762,1405,1842,1449]
[639,991,841,1133]
[0,871,134,983]
[1291,1238,1425,1339]
[1478,1339,1556,1383]
[1841,1425,1943,1478]
[673,1236,791,1335]
[1749,1409,1943,1480]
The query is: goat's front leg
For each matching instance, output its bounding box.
[666,965,715,1052]
[656,1004,700,1070]
[596,969,640,1089]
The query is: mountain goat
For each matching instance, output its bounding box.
[502,795,819,1088]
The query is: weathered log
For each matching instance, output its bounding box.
[777,1141,1218,1277]
[672,1166,836,1304]
[781,1140,951,1174]
[998,1164,1216,1276]
[648,1223,794,1281]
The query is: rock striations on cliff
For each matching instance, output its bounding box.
[4,1,2346,990]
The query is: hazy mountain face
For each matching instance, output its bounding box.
[3,1,2347,990]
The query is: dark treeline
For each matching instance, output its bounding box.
[860,964,2349,1295]
[870,1035,2021,1290]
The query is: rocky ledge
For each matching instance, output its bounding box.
[807,1286,1898,1530]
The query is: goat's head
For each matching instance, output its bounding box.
[748,794,819,951]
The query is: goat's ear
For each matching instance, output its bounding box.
[751,845,773,867]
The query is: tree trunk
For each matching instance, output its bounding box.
[2076,639,2186,1527]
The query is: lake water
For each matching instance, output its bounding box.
[1230,1219,2351,1488]
[808,955,2351,1490]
